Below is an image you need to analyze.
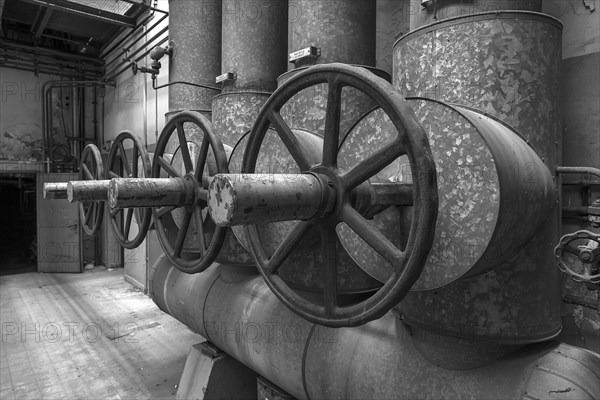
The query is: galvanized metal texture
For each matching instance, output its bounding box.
[221,0,287,92]
[278,66,389,141]
[287,0,376,69]
[393,11,562,344]
[43,182,68,199]
[211,92,271,146]
[338,101,500,290]
[394,11,562,171]
[168,0,222,114]
[408,0,542,30]
[105,130,153,249]
[77,144,106,236]
[149,258,600,400]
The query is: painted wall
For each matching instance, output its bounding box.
[1,68,58,162]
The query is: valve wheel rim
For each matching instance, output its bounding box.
[554,230,600,284]
[106,130,153,249]
[79,144,105,235]
[242,63,438,327]
[151,111,229,274]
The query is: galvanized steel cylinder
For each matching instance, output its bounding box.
[409,0,542,30]
[393,11,563,343]
[287,0,376,68]
[221,0,288,92]
[168,0,222,116]
[212,0,288,145]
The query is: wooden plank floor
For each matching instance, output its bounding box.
[0,267,203,399]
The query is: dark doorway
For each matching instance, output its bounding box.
[0,177,37,275]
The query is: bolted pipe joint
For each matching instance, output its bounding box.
[43,182,68,199]
[108,177,197,209]
[208,174,334,227]
[67,180,110,203]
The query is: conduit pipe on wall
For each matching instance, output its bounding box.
[42,80,115,171]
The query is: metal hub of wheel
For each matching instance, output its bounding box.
[209,63,439,327]
[151,111,229,274]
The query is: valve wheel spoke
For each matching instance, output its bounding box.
[265,221,312,274]
[322,79,342,167]
[194,135,210,183]
[176,121,194,174]
[268,109,314,172]
[321,224,338,314]
[156,205,176,219]
[195,208,208,253]
[173,207,193,258]
[106,131,152,249]
[79,144,105,236]
[157,156,181,178]
[341,139,405,191]
[82,163,94,180]
[118,141,131,177]
[342,204,404,266]
[151,111,228,274]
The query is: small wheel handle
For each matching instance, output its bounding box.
[554,230,600,284]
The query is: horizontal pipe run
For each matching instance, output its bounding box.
[43,183,68,199]
[104,36,169,81]
[67,180,110,203]
[557,166,600,179]
[108,177,196,208]
[208,174,327,226]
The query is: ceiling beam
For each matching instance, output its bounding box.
[31,6,54,39]
[20,0,136,27]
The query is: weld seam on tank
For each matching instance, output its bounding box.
[301,323,317,400]
[395,10,563,48]
[201,269,226,339]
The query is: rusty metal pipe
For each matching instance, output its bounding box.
[557,166,600,179]
[208,174,328,226]
[43,182,68,199]
[149,258,600,400]
[67,180,110,203]
[108,177,196,208]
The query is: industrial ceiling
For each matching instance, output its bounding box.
[0,0,150,78]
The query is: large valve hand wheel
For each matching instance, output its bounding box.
[106,130,152,249]
[152,111,229,273]
[79,144,105,235]
[242,63,438,327]
[555,230,600,284]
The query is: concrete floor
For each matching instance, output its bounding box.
[0,266,204,399]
